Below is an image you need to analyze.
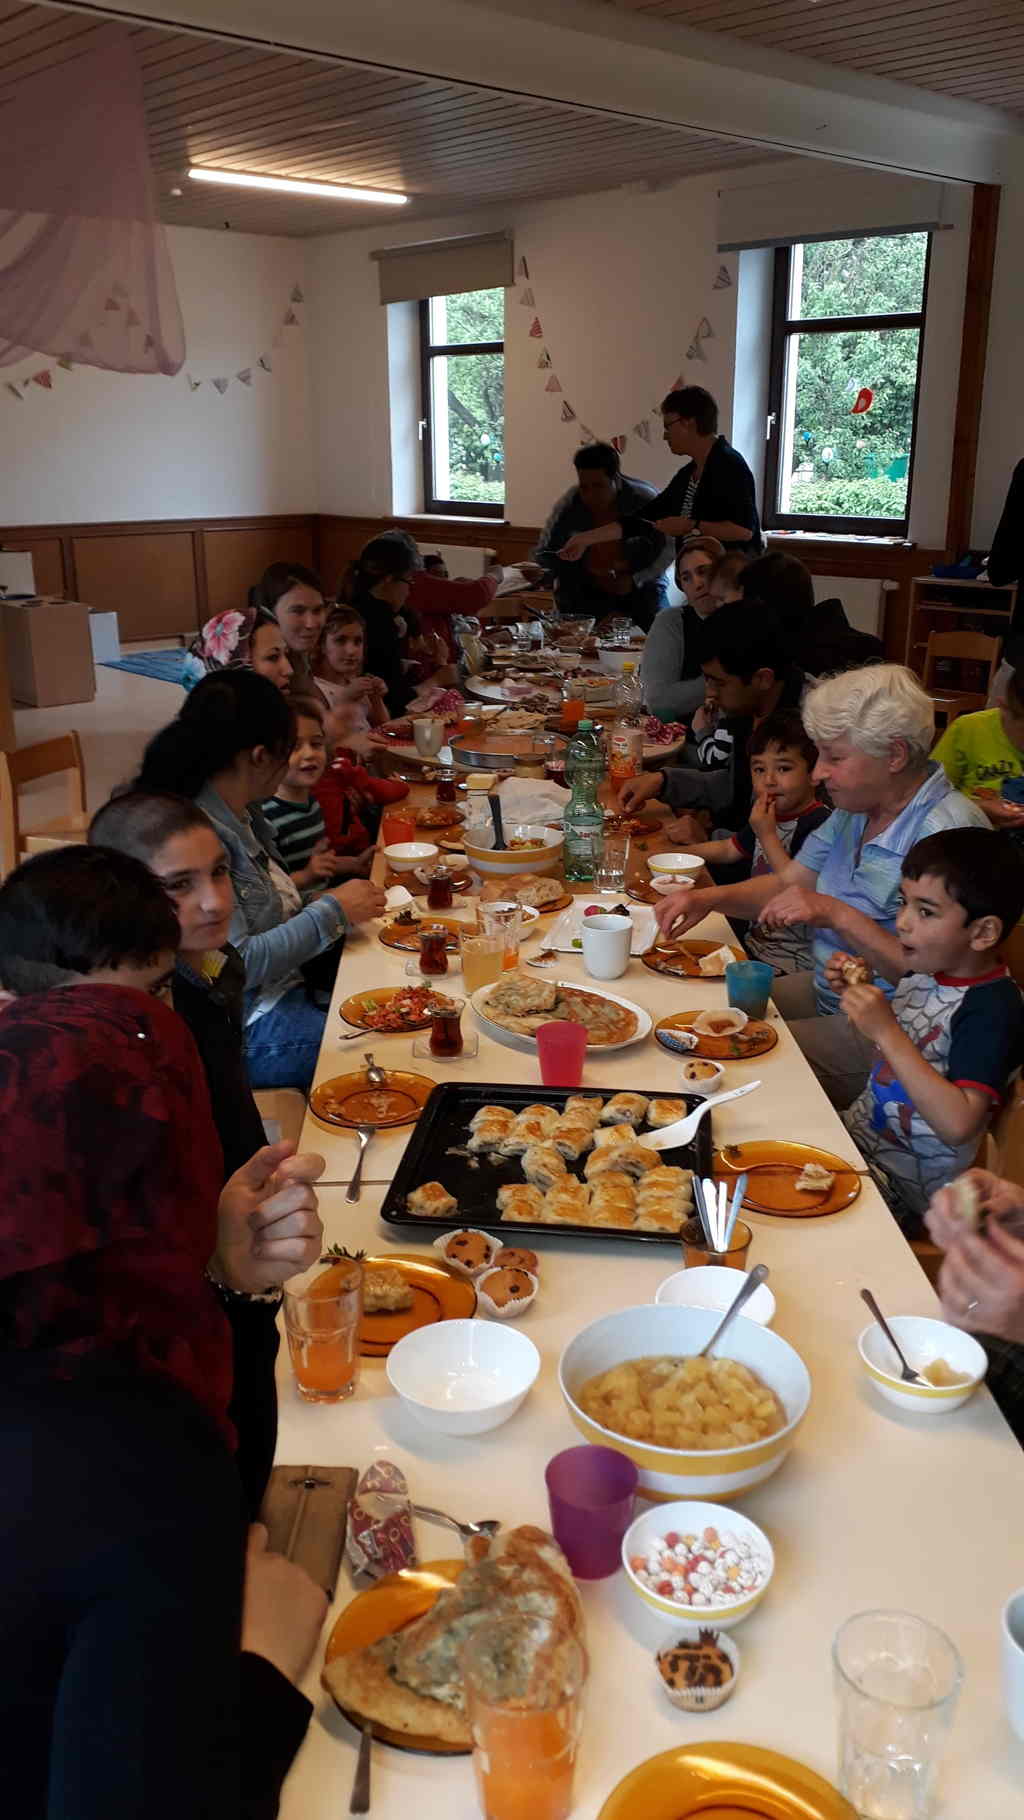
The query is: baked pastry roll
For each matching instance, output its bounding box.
[468,1109,517,1153]
[470,1103,514,1130]
[563,1095,604,1129]
[540,1181,590,1225]
[406,1181,457,1219]
[497,1185,545,1224]
[600,1092,649,1127]
[633,1204,685,1232]
[549,1120,595,1161]
[521,1143,568,1190]
[498,1113,558,1157]
[592,1124,635,1152]
[646,1098,688,1129]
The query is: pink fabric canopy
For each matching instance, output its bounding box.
[0,30,184,374]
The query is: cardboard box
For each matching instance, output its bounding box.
[89,609,121,664]
[3,598,96,708]
[0,550,36,597]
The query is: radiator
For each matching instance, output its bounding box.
[417,541,495,580]
[813,575,891,638]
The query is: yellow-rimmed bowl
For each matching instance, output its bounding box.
[857,1315,986,1415]
[647,852,704,880]
[623,1500,774,1630]
[462,822,563,878]
[558,1305,810,1502]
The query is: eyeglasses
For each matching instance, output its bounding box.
[662,416,683,429]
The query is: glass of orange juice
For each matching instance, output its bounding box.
[283,1255,363,1403]
[478,901,524,970]
[461,1615,586,1820]
[460,928,506,995]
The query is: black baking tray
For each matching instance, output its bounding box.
[379,1081,713,1245]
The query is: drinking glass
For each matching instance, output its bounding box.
[545,1445,638,1580]
[413,716,446,759]
[833,1611,964,1820]
[461,929,506,995]
[428,995,465,1058]
[681,1216,752,1270]
[479,901,524,969]
[462,1615,586,1820]
[436,767,458,803]
[283,1258,363,1403]
[594,830,630,893]
[725,960,775,1019]
[382,809,416,847]
[536,1020,588,1088]
[561,683,585,730]
[418,925,450,976]
[426,867,455,910]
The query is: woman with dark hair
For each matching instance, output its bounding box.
[740,552,883,675]
[190,606,295,694]
[0,971,327,1817]
[339,535,419,716]
[256,561,329,694]
[132,670,385,1090]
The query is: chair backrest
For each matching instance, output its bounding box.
[923,629,1002,689]
[988,1077,1024,1193]
[0,731,86,877]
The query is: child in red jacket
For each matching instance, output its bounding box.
[314,699,409,855]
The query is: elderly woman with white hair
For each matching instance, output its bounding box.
[655,664,988,1106]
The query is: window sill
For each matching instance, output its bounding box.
[405,512,507,526]
[766,530,914,548]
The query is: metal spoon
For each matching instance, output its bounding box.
[345,1126,376,1204]
[363,1052,387,1086]
[698,1265,771,1357]
[412,1504,501,1544]
[860,1288,929,1385]
[349,1720,372,1814]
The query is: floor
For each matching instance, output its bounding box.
[13,661,184,825]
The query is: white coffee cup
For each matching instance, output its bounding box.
[581,912,632,981]
[1002,1586,1024,1740]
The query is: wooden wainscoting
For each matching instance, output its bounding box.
[316,514,538,595]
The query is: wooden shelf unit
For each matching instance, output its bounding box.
[904,574,1018,689]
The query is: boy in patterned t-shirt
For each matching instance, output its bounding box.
[835,828,1024,1233]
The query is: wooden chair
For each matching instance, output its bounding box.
[0,732,88,878]
[923,629,1002,728]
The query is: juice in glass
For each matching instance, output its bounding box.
[462,1618,585,1820]
[461,930,506,994]
[479,902,523,970]
[382,810,416,847]
[283,1257,363,1403]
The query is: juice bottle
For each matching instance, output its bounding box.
[607,662,644,796]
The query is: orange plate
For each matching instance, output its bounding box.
[598,1743,855,1820]
[714,1140,862,1217]
[642,938,745,981]
[414,807,464,831]
[310,1069,435,1130]
[339,986,454,1034]
[358,1252,477,1355]
[324,1560,470,1754]
[378,914,475,953]
[656,1011,779,1062]
[439,832,472,853]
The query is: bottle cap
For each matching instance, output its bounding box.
[622,662,636,673]
[577,718,593,730]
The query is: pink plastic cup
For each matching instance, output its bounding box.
[545,1445,639,1580]
[536,1020,588,1088]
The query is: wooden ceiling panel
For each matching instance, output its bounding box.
[0,1,785,236]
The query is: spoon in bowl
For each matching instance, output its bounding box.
[698,1265,771,1357]
[860,1288,929,1385]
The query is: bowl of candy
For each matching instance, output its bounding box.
[622,1500,774,1629]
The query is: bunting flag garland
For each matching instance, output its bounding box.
[560,400,576,422]
[56,356,74,371]
[537,347,552,369]
[104,296,120,312]
[211,377,229,394]
[290,284,304,304]
[696,317,713,341]
[611,434,627,454]
[633,419,651,443]
[528,317,543,338]
[670,374,685,391]
[32,370,53,389]
[713,265,733,290]
[236,368,253,386]
[126,306,141,329]
[78,330,94,349]
[188,376,202,391]
[517,255,529,278]
[545,373,562,393]
[258,354,272,372]
[578,425,596,443]
[518,287,535,307]
[283,308,299,326]
[686,340,706,361]
[6,382,24,400]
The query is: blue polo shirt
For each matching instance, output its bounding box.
[795,763,989,1013]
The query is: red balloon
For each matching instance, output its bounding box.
[850,386,874,415]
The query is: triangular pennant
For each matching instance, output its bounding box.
[188,376,202,391]
[516,255,529,278]
[104,296,120,312]
[633,419,652,443]
[291,284,304,303]
[143,332,155,352]
[32,369,53,390]
[545,373,562,393]
[611,434,627,454]
[258,355,272,372]
[56,356,74,372]
[112,280,129,299]
[5,382,24,400]
[578,425,596,443]
[236,368,253,386]
[528,317,543,339]
[686,341,706,361]
[283,308,299,326]
[537,347,552,370]
[126,307,141,328]
[212,377,229,394]
[713,264,733,290]
[518,287,535,307]
[672,374,685,390]
[77,330,94,350]
[696,317,714,340]
[560,401,576,422]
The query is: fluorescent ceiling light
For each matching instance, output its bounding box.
[188,167,408,206]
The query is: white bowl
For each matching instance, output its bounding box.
[463,822,564,878]
[559,1304,810,1500]
[386,1318,540,1436]
[649,874,695,896]
[647,852,705,879]
[597,647,642,676]
[857,1315,987,1415]
[656,1267,776,1327]
[383,841,440,874]
[623,1500,774,1630]
[679,1058,725,1095]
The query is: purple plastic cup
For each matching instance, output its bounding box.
[545,1445,639,1580]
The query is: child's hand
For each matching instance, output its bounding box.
[747,791,778,840]
[690,704,711,737]
[972,788,1024,828]
[306,839,342,883]
[824,949,859,996]
[840,982,895,1043]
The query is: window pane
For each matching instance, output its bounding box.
[428,287,504,346]
[429,350,504,505]
[778,325,920,522]
[789,233,928,320]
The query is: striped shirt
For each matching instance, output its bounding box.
[260,795,327,877]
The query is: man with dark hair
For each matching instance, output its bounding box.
[533,440,669,629]
[558,387,761,571]
[620,602,806,834]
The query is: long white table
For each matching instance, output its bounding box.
[279,894,1024,1819]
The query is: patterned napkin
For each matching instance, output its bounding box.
[345,1461,418,1579]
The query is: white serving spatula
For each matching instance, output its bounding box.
[637,1080,762,1152]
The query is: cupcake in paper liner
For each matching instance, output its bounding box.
[433,1228,499,1278]
[656,1626,740,1713]
[476,1265,539,1320]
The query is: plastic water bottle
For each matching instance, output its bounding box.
[608,662,645,795]
[563,718,606,882]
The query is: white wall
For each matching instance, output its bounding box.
[973,145,1024,547]
[0,227,314,524]
[308,170,740,528]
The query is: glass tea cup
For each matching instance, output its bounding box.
[418,924,450,976]
[427,994,465,1059]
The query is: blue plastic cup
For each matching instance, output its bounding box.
[725,960,774,1019]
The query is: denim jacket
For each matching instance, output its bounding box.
[195,785,346,992]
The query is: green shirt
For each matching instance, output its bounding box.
[931,708,1024,795]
